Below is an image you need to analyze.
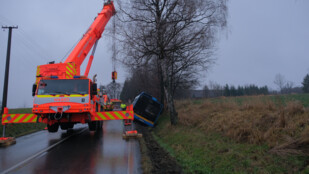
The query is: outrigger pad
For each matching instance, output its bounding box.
[0,137,16,147]
[122,130,142,139]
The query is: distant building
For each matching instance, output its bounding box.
[174,89,207,99]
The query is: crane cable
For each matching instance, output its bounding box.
[111,10,117,99]
[112,13,116,74]
[111,11,117,86]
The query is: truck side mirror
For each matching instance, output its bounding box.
[92,83,97,95]
[32,84,37,96]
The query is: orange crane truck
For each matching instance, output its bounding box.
[1,1,136,134]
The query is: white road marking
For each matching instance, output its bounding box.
[0,128,87,174]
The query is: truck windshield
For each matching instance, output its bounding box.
[37,79,89,95]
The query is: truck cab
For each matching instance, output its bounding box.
[32,76,99,132]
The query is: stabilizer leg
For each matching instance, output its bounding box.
[122,115,142,139]
[1,107,16,147]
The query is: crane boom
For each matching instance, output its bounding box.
[35,1,115,82]
[65,1,115,75]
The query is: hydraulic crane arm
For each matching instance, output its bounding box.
[64,1,115,75]
[34,1,115,83]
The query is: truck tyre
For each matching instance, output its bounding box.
[60,123,74,130]
[68,123,74,129]
[48,123,59,133]
[97,121,103,131]
[60,123,68,130]
[88,121,103,131]
[88,122,97,131]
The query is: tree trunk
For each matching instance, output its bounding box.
[159,58,178,125]
[160,68,165,108]
[164,86,178,125]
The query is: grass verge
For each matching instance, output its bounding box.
[155,115,309,173]
[153,94,309,173]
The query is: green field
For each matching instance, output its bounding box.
[154,94,309,173]
[0,108,45,137]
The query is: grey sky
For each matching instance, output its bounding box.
[0,0,123,108]
[0,0,309,108]
[207,0,309,90]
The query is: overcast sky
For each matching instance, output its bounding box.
[0,0,309,108]
[207,0,309,90]
[0,0,122,108]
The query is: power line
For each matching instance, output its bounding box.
[59,36,82,62]
[0,15,50,62]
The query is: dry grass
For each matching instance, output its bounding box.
[176,96,309,156]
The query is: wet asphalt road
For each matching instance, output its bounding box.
[0,121,141,174]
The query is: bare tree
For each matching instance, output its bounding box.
[106,82,122,99]
[281,81,294,94]
[120,66,161,102]
[117,0,228,125]
[209,80,223,97]
[274,74,286,93]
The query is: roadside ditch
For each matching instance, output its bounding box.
[135,123,182,174]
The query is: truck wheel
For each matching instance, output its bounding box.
[97,121,103,131]
[88,121,103,131]
[68,123,74,129]
[60,123,74,130]
[47,123,59,133]
[88,122,97,131]
[60,123,68,130]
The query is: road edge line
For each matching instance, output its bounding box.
[0,128,87,174]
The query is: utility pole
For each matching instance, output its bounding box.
[1,26,18,137]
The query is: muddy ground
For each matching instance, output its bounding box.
[135,123,182,174]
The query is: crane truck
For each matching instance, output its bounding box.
[1,1,136,134]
